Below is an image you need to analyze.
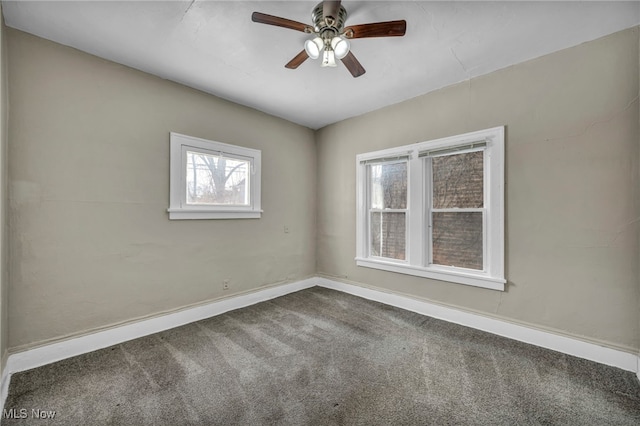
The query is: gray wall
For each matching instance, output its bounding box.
[0,8,8,371]
[7,29,317,350]
[316,27,640,352]
[5,25,639,355]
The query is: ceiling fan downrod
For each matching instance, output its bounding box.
[311,1,348,32]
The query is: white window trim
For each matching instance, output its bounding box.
[355,126,505,291]
[168,132,262,220]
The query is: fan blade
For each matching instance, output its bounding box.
[344,20,406,39]
[285,50,309,69]
[341,51,366,78]
[323,0,341,19]
[251,12,311,33]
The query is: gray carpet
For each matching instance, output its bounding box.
[3,287,640,425]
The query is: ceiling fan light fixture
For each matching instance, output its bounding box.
[304,36,324,59]
[321,49,337,67]
[331,36,350,59]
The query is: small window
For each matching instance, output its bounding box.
[356,127,505,291]
[168,133,261,220]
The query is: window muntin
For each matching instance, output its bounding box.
[355,127,505,291]
[169,133,261,220]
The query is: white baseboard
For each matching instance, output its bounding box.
[316,277,639,373]
[2,276,638,412]
[1,278,316,408]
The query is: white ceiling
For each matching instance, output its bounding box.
[3,1,639,129]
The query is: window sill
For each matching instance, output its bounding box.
[167,209,262,220]
[355,257,505,291]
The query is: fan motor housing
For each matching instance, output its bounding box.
[311,2,348,33]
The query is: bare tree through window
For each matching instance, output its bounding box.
[186,151,249,206]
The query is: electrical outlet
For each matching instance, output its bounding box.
[223,279,230,290]
[284,225,290,234]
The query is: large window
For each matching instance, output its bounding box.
[356,127,505,290]
[168,133,261,220]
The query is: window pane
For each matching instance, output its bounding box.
[186,151,249,206]
[370,162,407,209]
[370,212,406,260]
[432,212,483,270]
[432,151,483,208]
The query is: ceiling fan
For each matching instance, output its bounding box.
[251,1,406,78]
